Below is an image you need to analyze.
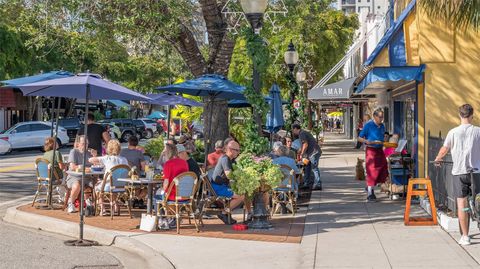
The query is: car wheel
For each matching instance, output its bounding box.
[121,132,133,142]
[145,130,153,139]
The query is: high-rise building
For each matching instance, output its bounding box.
[336,0,389,17]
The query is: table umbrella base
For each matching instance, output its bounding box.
[64,239,99,247]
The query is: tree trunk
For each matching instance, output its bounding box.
[65,98,77,118]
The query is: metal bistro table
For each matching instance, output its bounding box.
[117,178,164,214]
[66,169,106,177]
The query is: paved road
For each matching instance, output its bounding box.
[0,145,149,269]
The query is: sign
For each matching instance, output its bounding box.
[293,100,301,109]
[308,77,356,100]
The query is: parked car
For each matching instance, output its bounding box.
[99,119,138,142]
[58,118,81,142]
[137,118,158,139]
[0,139,11,155]
[0,121,69,150]
[132,119,148,139]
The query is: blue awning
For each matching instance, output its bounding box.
[107,100,131,108]
[355,65,425,94]
[364,0,416,66]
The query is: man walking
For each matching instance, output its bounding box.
[358,108,388,202]
[435,104,480,246]
[78,113,110,155]
[292,124,322,191]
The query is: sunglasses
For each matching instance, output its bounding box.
[229,148,240,152]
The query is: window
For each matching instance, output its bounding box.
[358,0,361,2]
[14,125,30,133]
[31,124,50,131]
[367,0,370,2]
[358,7,361,12]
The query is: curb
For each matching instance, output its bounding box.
[3,204,175,269]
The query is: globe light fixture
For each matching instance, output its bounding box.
[296,68,306,83]
[240,0,268,33]
[284,40,299,73]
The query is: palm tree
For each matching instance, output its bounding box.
[420,0,480,29]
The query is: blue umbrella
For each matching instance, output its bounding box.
[228,96,273,108]
[156,74,245,165]
[156,74,245,100]
[147,92,203,107]
[147,111,167,119]
[1,70,74,86]
[266,83,284,133]
[15,73,151,246]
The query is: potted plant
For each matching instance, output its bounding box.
[144,136,164,163]
[230,153,283,228]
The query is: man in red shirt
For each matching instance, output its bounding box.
[207,140,224,169]
[162,144,189,201]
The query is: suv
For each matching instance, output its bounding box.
[58,118,81,142]
[0,121,69,150]
[137,118,158,139]
[99,119,138,142]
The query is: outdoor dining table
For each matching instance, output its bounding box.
[117,178,164,215]
[66,169,106,177]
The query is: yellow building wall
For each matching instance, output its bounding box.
[372,48,389,67]
[410,4,480,176]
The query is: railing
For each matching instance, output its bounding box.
[427,131,457,216]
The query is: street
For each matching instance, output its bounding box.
[0,146,148,269]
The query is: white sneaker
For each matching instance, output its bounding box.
[67,203,76,213]
[458,235,471,246]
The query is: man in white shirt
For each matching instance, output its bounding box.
[435,104,480,245]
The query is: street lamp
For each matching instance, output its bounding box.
[284,40,299,73]
[240,0,268,33]
[296,67,306,83]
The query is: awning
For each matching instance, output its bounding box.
[107,100,131,108]
[364,0,416,66]
[355,65,425,94]
[308,77,356,101]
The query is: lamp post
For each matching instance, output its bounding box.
[296,66,311,128]
[284,40,299,127]
[240,0,272,230]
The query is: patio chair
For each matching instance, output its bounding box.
[32,158,63,207]
[96,164,132,219]
[271,164,297,216]
[197,168,233,226]
[156,171,200,234]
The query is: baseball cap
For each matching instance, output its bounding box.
[215,140,224,149]
[176,144,187,153]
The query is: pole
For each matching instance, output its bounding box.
[204,95,214,168]
[167,105,171,140]
[50,97,55,136]
[79,87,89,241]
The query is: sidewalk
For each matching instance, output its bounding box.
[4,134,480,268]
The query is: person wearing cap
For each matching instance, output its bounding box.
[207,140,224,169]
[177,144,201,179]
[179,134,196,154]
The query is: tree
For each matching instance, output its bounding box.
[420,0,480,30]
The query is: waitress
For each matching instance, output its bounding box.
[358,108,389,202]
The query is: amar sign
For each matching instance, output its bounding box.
[308,77,356,100]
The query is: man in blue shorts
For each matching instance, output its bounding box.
[211,140,248,224]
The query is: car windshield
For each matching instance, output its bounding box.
[2,124,19,134]
[143,119,156,124]
[58,118,79,127]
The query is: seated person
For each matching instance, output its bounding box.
[157,139,177,168]
[177,144,201,180]
[211,140,249,224]
[272,145,300,176]
[65,135,96,213]
[283,136,297,160]
[384,134,407,157]
[207,140,224,169]
[179,134,196,154]
[42,137,65,181]
[269,141,284,159]
[120,136,147,206]
[120,136,146,174]
[162,144,189,202]
[89,139,128,215]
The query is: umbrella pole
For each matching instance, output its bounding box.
[65,84,98,247]
[204,96,214,168]
[50,97,55,136]
[167,105,171,140]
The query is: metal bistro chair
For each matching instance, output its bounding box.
[96,164,132,219]
[33,158,63,207]
[156,171,200,234]
[271,164,297,216]
[197,168,233,226]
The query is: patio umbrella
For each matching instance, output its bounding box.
[146,110,167,119]
[266,84,285,138]
[147,92,203,139]
[1,71,74,136]
[156,74,245,166]
[328,111,343,117]
[15,73,151,246]
[228,96,273,108]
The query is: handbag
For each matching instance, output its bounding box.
[140,213,158,232]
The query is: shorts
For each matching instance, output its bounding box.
[452,173,480,198]
[211,182,234,198]
[66,176,94,189]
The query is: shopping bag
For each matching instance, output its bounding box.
[140,213,158,232]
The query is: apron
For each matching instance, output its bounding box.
[365,146,389,186]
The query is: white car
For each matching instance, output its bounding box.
[0,121,69,150]
[138,118,158,139]
[0,139,11,155]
